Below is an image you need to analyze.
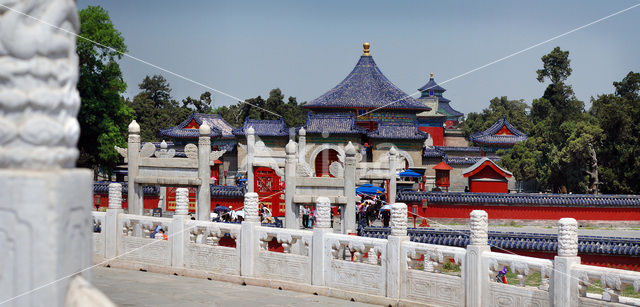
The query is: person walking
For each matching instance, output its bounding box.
[301,205,310,229]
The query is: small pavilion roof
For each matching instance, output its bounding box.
[160,112,234,139]
[462,157,512,178]
[303,45,428,111]
[367,121,428,140]
[469,117,527,146]
[418,75,446,93]
[433,161,453,171]
[232,117,289,137]
[304,112,366,135]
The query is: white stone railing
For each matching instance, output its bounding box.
[93,184,640,306]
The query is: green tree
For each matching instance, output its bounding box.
[76,6,133,177]
[462,96,531,138]
[128,75,191,141]
[182,91,214,113]
[216,88,306,128]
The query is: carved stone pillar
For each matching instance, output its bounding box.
[553,218,580,306]
[466,210,490,307]
[246,126,255,193]
[284,140,298,229]
[175,188,189,216]
[0,1,93,305]
[197,123,211,220]
[387,202,409,298]
[240,192,260,277]
[312,197,332,286]
[127,120,142,215]
[388,147,398,204]
[171,188,188,267]
[343,142,357,234]
[298,127,306,163]
[244,189,260,223]
[105,183,123,259]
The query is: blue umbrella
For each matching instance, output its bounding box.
[356,184,385,195]
[238,178,247,182]
[398,170,422,178]
[214,206,230,214]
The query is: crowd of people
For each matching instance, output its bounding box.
[357,194,390,230]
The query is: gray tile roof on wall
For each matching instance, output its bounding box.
[470,117,528,146]
[160,112,236,139]
[362,227,640,257]
[367,122,428,140]
[94,182,245,198]
[396,191,640,207]
[305,112,367,135]
[232,117,289,137]
[303,55,429,111]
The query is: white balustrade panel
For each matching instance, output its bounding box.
[485,252,553,307]
[92,212,106,257]
[324,233,387,296]
[184,220,241,275]
[118,214,172,266]
[573,264,640,306]
[255,227,313,283]
[400,241,466,306]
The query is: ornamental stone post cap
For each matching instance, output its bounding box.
[199,122,210,136]
[108,183,122,209]
[345,141,356,155]
[244,192,260,222]
[160,140,167,149]
[390,202,408,236]
[389,146,398,156]
[175,188,189,215]
[247,126,255,135]
[299,127,306,136]
[128,120,140,134]
[285,140,297,154]
[558,217,578,257]
[469,210,489,246]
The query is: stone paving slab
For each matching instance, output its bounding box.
[92,266,381,307]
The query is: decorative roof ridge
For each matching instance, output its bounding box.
[232,116,289,136]
[159,111,224,138]
[461,157,513,177]
[305,111,367,134]
[470,116,527,140]
[367,120,428,140]
[418,74,446,93]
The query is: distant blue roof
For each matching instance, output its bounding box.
[418,77,446,93]
[396,191,640,207]
[303,55,428,111]
[438,101,463,118]
[470,117,528,146]
[305,112,366,134]
[423,147,444,158]
[160,112,235,139]
[233,117,289,137]
[367,121,428,140]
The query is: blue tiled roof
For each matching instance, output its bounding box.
[361,227,640,257]
[233,117,289,137]
[423,147,444,158]
[367,122,428,140]
[437,146,482,153]
[303,56,428,111]
[470,117,528,146]
[160,112,235,139]
[447,156,501,165]
[396,191,640,207]
[305,112,367,134]
[418,77,446,93]
[94,182,245,198]
[210,185,245,198]
[438,101,463,118]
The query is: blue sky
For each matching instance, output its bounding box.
[77,0,640,115]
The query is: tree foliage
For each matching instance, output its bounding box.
[76,6,133,176]
[216,88,306,128]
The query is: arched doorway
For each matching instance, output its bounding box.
[315,149,340,177]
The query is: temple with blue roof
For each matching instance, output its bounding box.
[469,116,528,153]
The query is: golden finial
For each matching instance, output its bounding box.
[363,42,370,56]
[430,72,434,79]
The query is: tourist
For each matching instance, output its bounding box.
[381,208,391,227]
[158,229,168,240]
[301,205,310,229]
[150,225,162,239]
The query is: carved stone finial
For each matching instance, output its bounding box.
[315,197,331,228]
[128,120,140,134]
[299,127,306,136]
[389,146,398,156]
[285,140,297,154]
[345,141,356,156]
[160,140,167,149]
[199,122,210,136]
[175,188,189,215]
[470,210,488,245]
[390,203,408,236]
[244,192,259,222]
[247,126,255,135]
[558,218,578,257]
[108,183,122,209]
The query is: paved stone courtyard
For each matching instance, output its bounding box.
[92,267,380,307]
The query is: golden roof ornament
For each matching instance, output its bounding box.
[430,72,434,79]
[363,42,370,56]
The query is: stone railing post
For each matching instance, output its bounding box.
[127,120,143,215]
[466,210,490,307]
[298,127,306,163]
[240,192,260,276]
[105,183,123,259]
[343,142,357,234]
[386,203,409,298]
[388,147,397,204]
[171,188,189,267]
[0,2,94,304]
[197,123,211,221]
[553,218,580,306]
[246,127,255,193]
[285,140,298,229]
[312,197,332,286]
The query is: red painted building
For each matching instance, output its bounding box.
[462,157,512,193]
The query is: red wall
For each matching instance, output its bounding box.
[470,180,508,193]
[419,127,444,146]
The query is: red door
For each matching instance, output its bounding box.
[254,167,284,216]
